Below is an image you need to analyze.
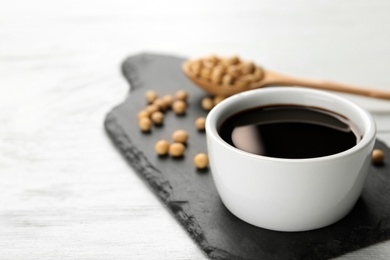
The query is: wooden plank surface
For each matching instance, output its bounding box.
[1,1,390,259]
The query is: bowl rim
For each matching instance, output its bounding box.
[205,87,376,163]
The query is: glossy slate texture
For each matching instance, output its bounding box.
[105,53,390,260]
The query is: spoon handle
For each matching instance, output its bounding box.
[265,72,390,100]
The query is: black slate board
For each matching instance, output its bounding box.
[105,53,390,260]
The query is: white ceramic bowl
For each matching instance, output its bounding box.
[206,87,376,232]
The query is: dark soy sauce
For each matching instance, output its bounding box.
[219,105,362,159]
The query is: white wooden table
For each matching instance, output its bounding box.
[1,1,390,259]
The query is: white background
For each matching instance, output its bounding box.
[1,0,390,259]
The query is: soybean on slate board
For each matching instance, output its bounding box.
[105,53,390,260]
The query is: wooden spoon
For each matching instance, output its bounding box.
[182,60,390,99]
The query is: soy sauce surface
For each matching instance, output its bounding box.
[219,105,361,159]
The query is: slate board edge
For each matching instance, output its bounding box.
[104,52,245,260]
